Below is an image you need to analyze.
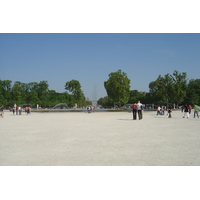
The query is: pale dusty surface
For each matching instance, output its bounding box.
[0,110,200,166]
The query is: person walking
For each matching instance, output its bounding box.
[168,106,172,118]
[183,104,189,119]
[137,101,143,120]
[131,102,137,120]
[193,104,199,118]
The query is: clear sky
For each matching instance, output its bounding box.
[0,33,200,100]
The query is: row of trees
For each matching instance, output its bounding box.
[0,80,91,108]
[1,69,200,109]
[98,69,200,108]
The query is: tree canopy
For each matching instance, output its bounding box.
[65,80,85,106]
[149,74,174,106]
[0,80,91,108]
[1,69,200,109]
[148,70,187,107]
[104,69,131,106]
[100,69,200,108]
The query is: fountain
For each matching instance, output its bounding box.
[50,103,69,112]
[51,103,68,109]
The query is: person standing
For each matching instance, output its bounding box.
[16,105,19,115]
[181,105,184,112]
[87,106,91,113]
[12,106,15,115]
[161,105,165,115]
[157,106,161,115]
[188,105,192,114]
[131,102,137,120]
[183,104,189,118]
[18,106,22,115]
[27,106,31,115]
[137,101,143,120]
[25,106,28,114]
[0,105,4,118]
[193,104,199,118]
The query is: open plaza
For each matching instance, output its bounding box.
[0,109,200,166]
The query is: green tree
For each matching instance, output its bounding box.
[0,80,12,107]
[104,69,130,107]
[0,82,4,105]
[170,70,187,108]
[28,90,40,106]
[65,80,84,106]
[128,90,146,104]
[186,79,200,105]
[149,70,187,107]
[0,79,91,108]
[12,81,26,105]
[58,92,71,106]
[155,74,173,106]
[27,82,39,92]
[97,96,113,107]
[149,80,163,104]
[36,81,49,107]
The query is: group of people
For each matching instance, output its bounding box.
[131,102,174,120]
[156,105,172,118]
[155,104,199,119]
[131,101,143,120]
[86,106,95,113]
[156,105,166,116]
[12,105,22,115]
[182,104,199,119]
[11,105,31,115]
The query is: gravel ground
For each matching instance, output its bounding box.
[1,110,200,166]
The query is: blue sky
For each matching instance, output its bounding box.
[1,33,200,100]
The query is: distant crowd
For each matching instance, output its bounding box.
[1,103,200,120]
[155,104,199,119]
[9,104,31,115]
[130,101,200,120]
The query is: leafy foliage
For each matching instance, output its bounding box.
[186,79,200,105]
[0,80,90,108]
[65,80,85,106]
[104,69,131,106]
[149,74,174,106]
[99,70,200,107]
[1,70,200,109]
